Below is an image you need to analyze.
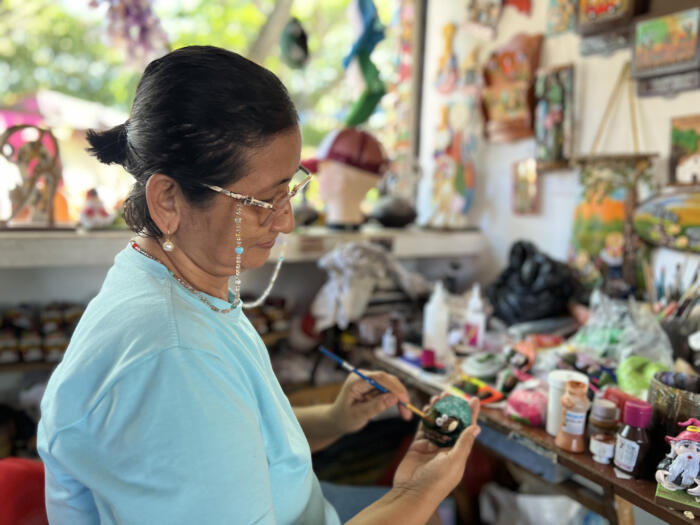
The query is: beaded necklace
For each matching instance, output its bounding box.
[130,240,286,313]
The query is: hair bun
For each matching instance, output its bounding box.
[86,123,129,166]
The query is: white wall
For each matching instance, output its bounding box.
[419,0,700,283]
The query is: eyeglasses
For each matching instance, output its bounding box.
[203,165,312,226]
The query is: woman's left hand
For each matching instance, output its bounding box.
[329,371,413,435]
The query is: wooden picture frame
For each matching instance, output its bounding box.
[577,0,647,37]
[670,114,700,186]
[631,8,700,97]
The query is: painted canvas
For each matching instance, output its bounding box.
[466,0,503,40]
[670,114,700,185]
[513,158,539,214]
[578,0,629,27]
[634,190,700,253]
[547,0,577,35]
[632,8,700,79]
[535,65,574,170]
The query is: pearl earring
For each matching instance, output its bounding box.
[163,232,175,252]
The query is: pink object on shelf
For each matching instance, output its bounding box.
[506,388,548,427]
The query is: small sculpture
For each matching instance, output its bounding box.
[80,188,114,229]
[423,395,472,448]
[1,125,62,227]
[656,418,700,497]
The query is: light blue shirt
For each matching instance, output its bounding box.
[38,244,340,525]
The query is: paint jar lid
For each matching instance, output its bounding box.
[591,399,618,421]
[623,400,652,428]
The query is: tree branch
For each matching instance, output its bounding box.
[246,0,294,64]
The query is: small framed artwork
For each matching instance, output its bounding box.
[631,8,700,97]
[577,0,646,36]
[535,64,574,171]
[513,158,540,215]
[670,114,700,185]
[547,0,576,36]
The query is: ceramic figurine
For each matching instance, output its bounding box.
[0,124,62,228]
[436,23,458,94]
[302,128,387,230]
[80,188,114,229]
[423,395,473,448]
[656,418,700,497]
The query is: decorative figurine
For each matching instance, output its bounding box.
[631,8,700,97]
[79,188,114,230]
[0,124,62,228]
[303,128,387,230]
[436,23,458,94]
[482,33,543,143]
[656,419,700,497]
[423,395,473,448]
[534,64,574,170]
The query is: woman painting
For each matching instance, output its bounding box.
[38,46,480,524]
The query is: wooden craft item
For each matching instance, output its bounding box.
[631,8,700,97]
[534,64,574,170]
[436,23,458,94]
[670,114,700,185]
[634,188,700,253]
[577,0,648,56]
[482,33,543,143]
[0,125,62,228]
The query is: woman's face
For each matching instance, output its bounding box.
[177,127,301,276]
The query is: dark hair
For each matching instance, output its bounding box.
[86,45,298,237]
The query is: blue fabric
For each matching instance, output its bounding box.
[38,244,340,525]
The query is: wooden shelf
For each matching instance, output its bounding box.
[0,226,486,269]
[0,361,58,373]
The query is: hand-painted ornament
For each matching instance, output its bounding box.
[423,396,473,447]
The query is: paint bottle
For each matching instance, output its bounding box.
[588,399,618,464]
[423,281,451,366]
[464,283,486,350]
[614,400,652,478]
[381,326,396,357]
[555,380,590,453]
[546,370,589,436]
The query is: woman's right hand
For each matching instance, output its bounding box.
[392,396,481,505]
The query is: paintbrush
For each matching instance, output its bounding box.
[319,346,433,423]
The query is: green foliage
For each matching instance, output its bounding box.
[672,128,700,154]
[2,0,399,149]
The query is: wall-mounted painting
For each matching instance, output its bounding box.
[534,64,574,170]
[547,0,577,35]
[634,189,700,253]
[466,0,503,40]
[577,0,648,56]
[631,8,700,97]
[670,114,700,186]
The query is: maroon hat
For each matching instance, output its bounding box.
[666,418,700,444]
[301,127,388,176]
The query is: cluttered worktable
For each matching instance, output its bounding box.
[364,349,695,525]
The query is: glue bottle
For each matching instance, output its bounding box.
[423,281,451,367]
[464,283,486,350]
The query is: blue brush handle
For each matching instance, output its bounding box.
[319,346,389,393]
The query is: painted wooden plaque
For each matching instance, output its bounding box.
[634,189,700,252]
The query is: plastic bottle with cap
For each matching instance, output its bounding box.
[464,283,486,350]
[423,281,452,367]
[588,398,619,464]
[614,400,652,477]
[546,369,589,436]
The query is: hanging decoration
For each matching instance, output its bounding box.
[280,18,309,69]
[343,0,386,127]
[460,45,482,93]
[631,8,700,98]
[577,0,648,56]
[424,102,478,230]
[465,0,503,41]
[89,0,170,68]
[0,125,63,229]
[570,62,658,297]
[435,23,459,94]
[670,115,700,186]
[546,0,577,35]
[534,64,574,171]
[482,33,543,143]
